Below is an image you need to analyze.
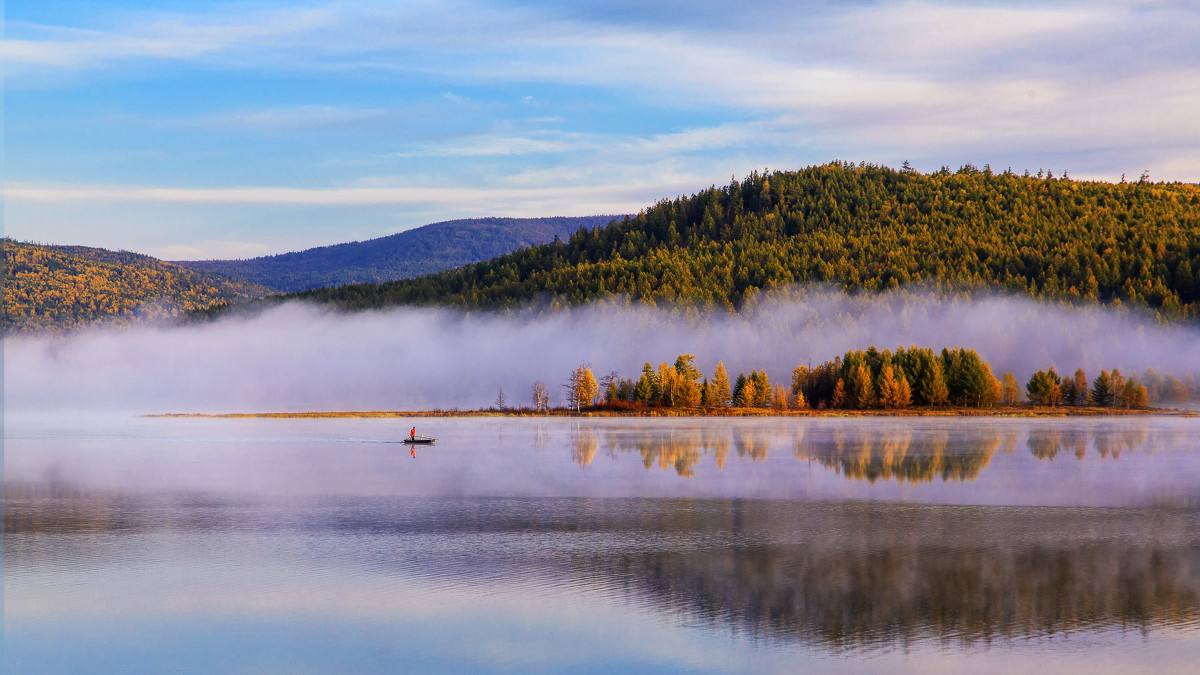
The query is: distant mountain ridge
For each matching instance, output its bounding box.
[3,239,268,333]
[178,216,622,292]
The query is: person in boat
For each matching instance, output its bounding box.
[409,426,417,441]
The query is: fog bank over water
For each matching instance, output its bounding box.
[7,290,1200,412]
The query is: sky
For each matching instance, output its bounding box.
[3,0,1198,260]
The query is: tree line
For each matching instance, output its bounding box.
[299,162,1200,319]
[522,346,1193,413]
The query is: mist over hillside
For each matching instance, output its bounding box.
[179,216,622,292]
[10,289,1199,413]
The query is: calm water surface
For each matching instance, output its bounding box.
[5,415,1200,673]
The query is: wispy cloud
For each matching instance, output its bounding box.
[5,0,1198,257]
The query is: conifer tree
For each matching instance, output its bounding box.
[895,372,912,408]
[735,377,757,408]
[673,354,703,407]
[1073,369,1088,406]
[849,363,875,408]
[1090,370,1115,406]
[657,362,678,407]
[750,370,772,407]
[878,365,900,408]
[634,362,658,405]
[711,361,732,408]
[793,387,808,410]
[927,360,950,406]
[831,378,848,408]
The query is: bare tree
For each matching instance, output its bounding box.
[495,386,507,410]
[531,381,550,412]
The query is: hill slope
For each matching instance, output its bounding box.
[3,240,268,333]
[179,216,621,292]
[298,163,1200,318]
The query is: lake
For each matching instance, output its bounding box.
[5,415,1200,673]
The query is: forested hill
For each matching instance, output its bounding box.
[179,216,620,292]
[3,240,268,333]
[298,163,1200,318]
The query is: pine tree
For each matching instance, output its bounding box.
[1090,370,1115,406]
[850,363,875,408]
[927,360,949,406]
[793,387,808,410]
[673,354,703,407]
[878,365,900,408]
[634,362,658,405]
[751,370,772,407]
[1073,369,1088,406]
[831,378,848,408]
[711,361,732,407]
[657,362,678,407]
[895,372,912,407]
[735,377,757,408]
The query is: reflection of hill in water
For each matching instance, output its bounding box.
[9,484,1200,652]
[572,502,1200,650]
[571,424,1177,483]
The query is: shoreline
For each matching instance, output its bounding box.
[147,406,1198,419]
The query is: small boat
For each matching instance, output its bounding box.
[402,436,436,445]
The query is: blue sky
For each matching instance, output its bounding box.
[4,0,1199,259]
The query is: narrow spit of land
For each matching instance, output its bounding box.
[148,406,1197,419]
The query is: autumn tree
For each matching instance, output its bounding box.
[1001,372,1021,405]
[1026,369,1063,406]
[673,354,703,407]
[831,378,848,408]
[1072,369,1088,406]
[771,385,791,411]
[710,361,732,408]
[878,365,912,408]
[565,364,599,412]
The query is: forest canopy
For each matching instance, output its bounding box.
[296,162,1200,319]
[3,239,266,333]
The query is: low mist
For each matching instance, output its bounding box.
[7,289,1200,413]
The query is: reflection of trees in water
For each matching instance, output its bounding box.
[567,501,1200,651]
[12,481,1200,653]
[576,423,1175,482]
[794,429,1000,484]
[1026,426,1154,461]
